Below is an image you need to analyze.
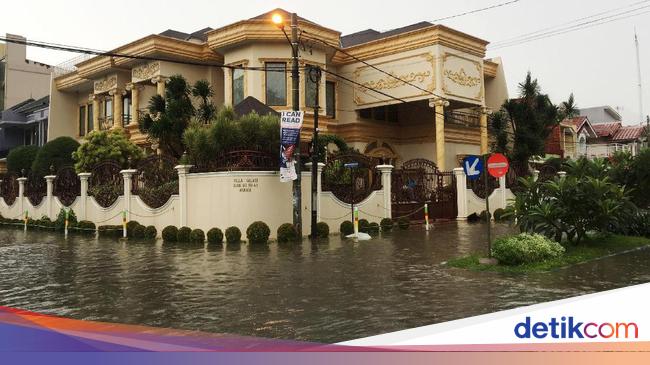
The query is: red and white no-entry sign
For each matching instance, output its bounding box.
[487,153,509,178]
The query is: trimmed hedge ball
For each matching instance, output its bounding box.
[126,221,141,238]
[340,220,354,236]
[225,226,242,244]
[316,221,329,238]
[380,218,393,231]
[162,225,178,242]
[190,229,205,243]
[398,217,410,230]
[277,223,298,243]
[207,228,224,244]
[177,226,192,242]
[144,225,157,239]
[358,219,370,233]
[246,221,271,244]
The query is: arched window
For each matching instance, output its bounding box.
[579,134,587,156]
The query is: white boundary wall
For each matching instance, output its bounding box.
[453,167,515,219]
[0,164,393,239]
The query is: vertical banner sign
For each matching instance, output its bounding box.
[279,111,304,182]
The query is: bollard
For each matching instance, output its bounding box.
[122,211,127,238]
[64,208,69,238]
[353,206,359,236]
[424,203,430,231]
[24,210,28,232]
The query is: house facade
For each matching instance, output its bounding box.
[578,105,622,125]
[49,8,508,170]
[588,122,647,157]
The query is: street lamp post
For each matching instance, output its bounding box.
[308,66,322,239]
[274,12,302,235]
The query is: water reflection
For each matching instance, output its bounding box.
[0,222,648,343]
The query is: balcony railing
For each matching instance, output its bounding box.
[99,116,113,131]
[445,110,480,127]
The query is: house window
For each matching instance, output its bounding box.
[265,62,286,106]
[123,95,132,126]
[104,99,113,118]
[232,67,244,106]
[305,65,318,108]
[358,105,399,123]
[87,103,93,132]
[326,81,335,118]
[79,105,86,136]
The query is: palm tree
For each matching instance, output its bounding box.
[559,93,579,120]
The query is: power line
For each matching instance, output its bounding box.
[430,0,522,22]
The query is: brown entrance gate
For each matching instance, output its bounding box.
[391,159,457,221]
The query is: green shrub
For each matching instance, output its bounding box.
[398,217,410,230]
[98,225,122,238]
[190,229,205,243]
[368,222,380,236]
[126,221,141,238]
[246,221,270,244]
[75,220,96,233]
[492,233,565,265]
[177,226,192,242]
[479,210,491,222]
[340,220,354,235]
[38,216,54,229]
[162,225,178,242]
[132,224,146,239]
[55,208,77,231]
[493,208,506,222]
[358,219,370,233]
[72,129,143,172]
[207,228,224,244]
[144,225,157,239]
[6,145,40,174]
[225,226,242,244]
[277,223,298,243]
[32,136,80,176]
[316,222,329,238]
[380,218,393,231]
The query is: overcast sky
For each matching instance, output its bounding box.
[3,0,648,124]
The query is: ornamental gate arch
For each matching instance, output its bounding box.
[391,159,457,221]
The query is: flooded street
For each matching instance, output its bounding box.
[0,222,648,343]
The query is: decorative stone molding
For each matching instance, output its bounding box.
[93,75,118,94]
[132,62,160,83]
[429,97,449,108]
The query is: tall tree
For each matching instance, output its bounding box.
[502,72,559,165]
[558,92,579,120]
[192,79,216,124]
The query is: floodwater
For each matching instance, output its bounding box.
[0,222,648,343]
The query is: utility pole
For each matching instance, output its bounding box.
[635,29,643,125]
[309,65,322,239]
[291,12,302,234]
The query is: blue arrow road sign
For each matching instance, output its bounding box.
[463,155,483,180]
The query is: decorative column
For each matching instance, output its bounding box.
[376,164,394,219]
[453,168,468,220]
[17,177,27,218]
[110,88,124,129]
[430,97,449,171]
[152,76,167,96]
[44,174,56,219]
[175,164,193,227]
[120,169,137,222]
[125,83,142,126]
[91,95,100,132]
[479,107,491,155]
[78,173,91,221]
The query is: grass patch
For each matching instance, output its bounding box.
[446,235,650,274]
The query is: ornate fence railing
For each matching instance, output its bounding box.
[0,173,19,206]
[88,161,123,208]
[190,147,277,173]
[322,152,382,204]
[467,174,499,199]
[53,167,81,207]
[131,155,179,209]
[25,171,47,206]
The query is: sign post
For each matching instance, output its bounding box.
[280,110,305,233]
[344,162,359,224]
[486,153,510,258]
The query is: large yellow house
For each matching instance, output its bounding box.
[49,8,508,170]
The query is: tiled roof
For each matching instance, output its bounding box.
[233,96,279,117]
[592,122,622,137]
[159,27,213,42]
[612,125,646,142]
[341,21,433,48]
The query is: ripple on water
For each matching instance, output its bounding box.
[0,223,648,342]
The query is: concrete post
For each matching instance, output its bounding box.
[498,175,507,210]
[453,167,468,220]
[17,177,26,218]
[78,173,91,221]
[175,165,193,227]
[44,175,56,219]
[120,169,137,222]
[305,162,326,222]
[376,164,394,219]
